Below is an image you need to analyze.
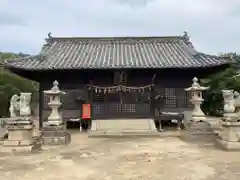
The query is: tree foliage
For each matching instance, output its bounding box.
[201,53,240,116]
[0,52,38,117]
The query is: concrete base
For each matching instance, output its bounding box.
[185,121,213,132]
[43,135,70,145]
[89,119,158,137]
[42,125,71,145]
[216,139,240,151]
[180,121,217,142]
[180,131,217,142]
[1,138,42,153]
[1,145,36,153]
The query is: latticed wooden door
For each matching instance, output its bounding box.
[92,91,151,119]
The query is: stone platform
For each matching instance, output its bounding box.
[0,117,42,153]
[42,125,71,145]
[216,139,240,151]
[1,139,42,153]
[89,118,159,137]
[180,121,217,142]
[215,120,240,151]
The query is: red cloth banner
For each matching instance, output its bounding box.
[82,104,91,119]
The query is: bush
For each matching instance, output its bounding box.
[0,52,38,117]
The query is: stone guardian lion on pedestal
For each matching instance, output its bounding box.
[9,94,20,118]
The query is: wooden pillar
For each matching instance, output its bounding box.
[39,83,43,129]
[89,80,93,103]
[150,84,155,118]
[151,74,156,118]
[87,81,94,130]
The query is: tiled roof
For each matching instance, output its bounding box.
[5,34,231,70]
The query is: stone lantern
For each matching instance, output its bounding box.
[42,80,70,145]
[181,77,214,142]
[185,77,209,122]
[43,80,66,126]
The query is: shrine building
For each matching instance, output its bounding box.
[4,32,232,128]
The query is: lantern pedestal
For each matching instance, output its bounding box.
[181,120,217,142]
[42,80,71,145]
[42,124,71,145]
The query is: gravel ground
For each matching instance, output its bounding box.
[0,132,239,180]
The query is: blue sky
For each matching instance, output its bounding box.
[0,0,240,55]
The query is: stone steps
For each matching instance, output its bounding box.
[89,119,159,137]
[89,130,180,138]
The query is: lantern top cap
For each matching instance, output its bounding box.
[191,77,201,89]
[43,80,66,95]
[53,80,58,86]
[193,77,198,83]
[52,80,59,91]
[185,77,209,91]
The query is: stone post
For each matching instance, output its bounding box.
[216,90,240,150]
[1,93,41,153]
[181,77,215,142]
[42,80,70,145]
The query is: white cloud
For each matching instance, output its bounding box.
[0,0,239,54]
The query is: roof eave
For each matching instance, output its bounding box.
[5,62,232,71]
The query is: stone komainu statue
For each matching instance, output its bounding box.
[9,94,20,118]
[222,90,235,113]
[19,93,32,116]
[234,91,240,112]
[222,90,240,113]
[9,93,32,118]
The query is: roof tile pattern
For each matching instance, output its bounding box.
[6,36,231,70]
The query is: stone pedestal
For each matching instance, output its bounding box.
[216,90,240,151]
[32,117,41,137]
[216,116,240,151]
[42,124,71,145]
[181,120,217,142]
[0,117,42,153]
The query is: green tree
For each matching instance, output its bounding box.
[0,52,38,117]
[201,53,240,116]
